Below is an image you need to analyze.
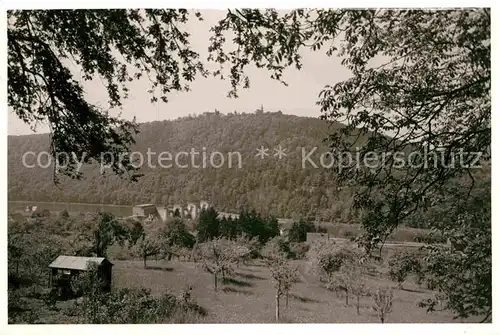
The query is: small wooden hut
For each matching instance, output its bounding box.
[48,255,113,296]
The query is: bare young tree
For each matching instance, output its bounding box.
[266,248,299,321]
[340,262,367,314]
[281,266,298,309]
[336,251,373,313]
[372,287,394,323]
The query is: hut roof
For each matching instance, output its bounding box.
[48,255,112,271]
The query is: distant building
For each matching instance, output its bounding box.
[25,205,38,213]
[200,201,210,210]
[48,255,113,297]
[156,205,168,222]
[187,202,198,220]
[24,205,48,217]
[132,204,158,217]
[150,201,213,221]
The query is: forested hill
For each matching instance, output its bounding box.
[8,111,360,221]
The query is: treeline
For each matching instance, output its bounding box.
[197,207,327,244]
[198,208,279,243]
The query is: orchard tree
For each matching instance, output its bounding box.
[70,212,127,257]
[307,239,356,288]
[261,236,292,260]
[8,224,68,292]
[198,237,237,291]
[308,239,341,286]
[134,234,162,268]
[266,248,299,320]
[347,267,366,315]
[337,254,372,313]
[234,234,260,264]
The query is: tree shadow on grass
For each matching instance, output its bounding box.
[222,277,253,287]
[289,293,321,303]
[145,265,174,272]
[222,287,254,296]
[234,271,266,280]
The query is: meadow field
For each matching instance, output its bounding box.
[107,259,471,323]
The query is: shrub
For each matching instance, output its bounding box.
[71,286,205,323]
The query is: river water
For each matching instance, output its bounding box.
[8,200,133,217]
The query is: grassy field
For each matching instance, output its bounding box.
[110,259,472,323]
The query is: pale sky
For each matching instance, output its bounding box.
[7,10,352,136]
